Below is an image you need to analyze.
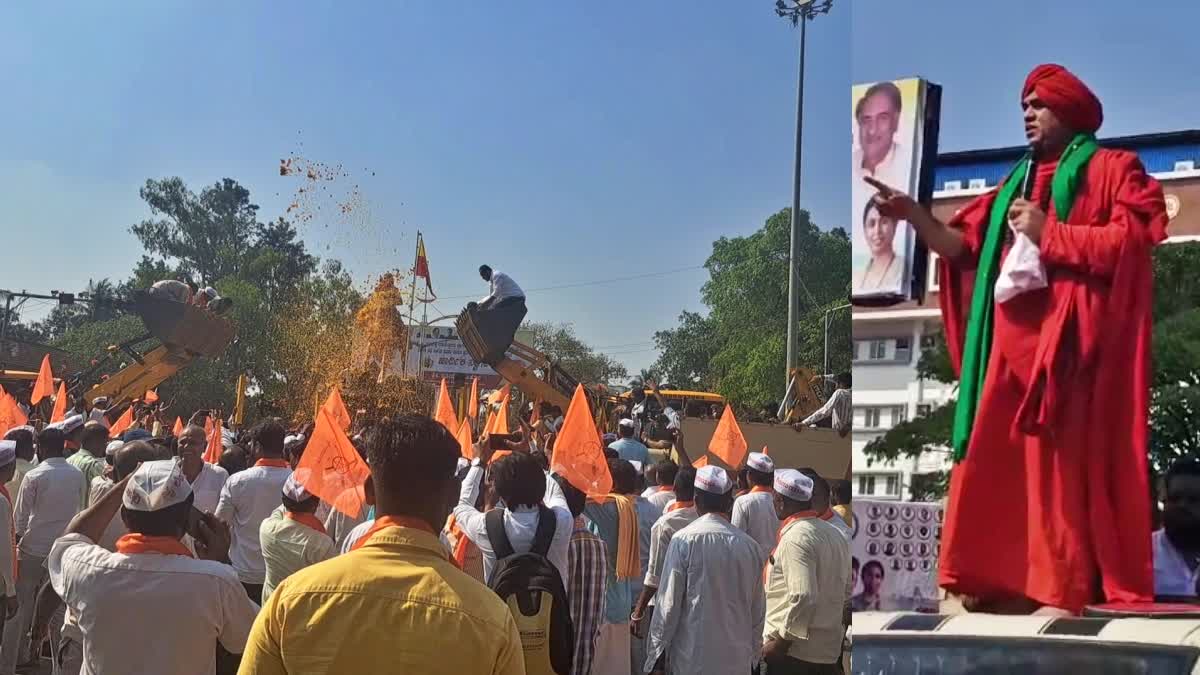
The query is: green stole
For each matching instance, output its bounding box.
[950,133,1099,462]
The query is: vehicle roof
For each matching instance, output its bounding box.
[854,612,1200,648]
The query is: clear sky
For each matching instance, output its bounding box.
[1,2,850,378]
[852,0,1200,153]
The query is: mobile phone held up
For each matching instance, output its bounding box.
[489,434,514,450]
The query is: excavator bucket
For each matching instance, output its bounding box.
[457,308,575,411]
[132,291,235,358]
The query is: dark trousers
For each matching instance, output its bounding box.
[242,582,263,605]
[480,296,527,363]
[758,655,843,675]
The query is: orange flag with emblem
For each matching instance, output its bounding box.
[296,407,371,517]
[550,384,612,496]
[320,387,353,432]
[31,355,54,405]
[692,455,709,468]
[709,404,748,469]
[50,382,68,424]
[108,407,135,439]
[488,384,510,406]
[456,418,474,458]
[203,418,223,464]
[172,417,184,437]
[468,377,479,419]
[486,393,510,435]
[0,394,27,437]
[434,379,458,434]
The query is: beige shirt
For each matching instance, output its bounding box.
[259,511,337,604]
[4,458,35,502]
[763,516,852,664]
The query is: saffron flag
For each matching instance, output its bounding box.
[296,407,371,517]
[172,417,185,437]
[109,407,135,439]
[0,394,28,437]
[144,389,159,404]
[434,378,458,435]
[692,455,709,468]
[50,382,68,424]
[31,355,54,405]
[456,418,474,458]
[204,415,215,441]
[320,386,353,432]
[413,233,436,300]
[490,449,512,465]
[486,393,510,435]
[488,384,511,407]
[762,445,770,456]
[468,377,479,419]
[550,384,612,496]
[203,418,223,464]
[708,404,748,469]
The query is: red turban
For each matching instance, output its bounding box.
[1022,64,1103,134]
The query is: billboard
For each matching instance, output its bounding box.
[851,78,940,303]
[401,325,503,387]
[850,499,941,613]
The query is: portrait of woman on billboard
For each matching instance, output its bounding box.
[855,196,902,291]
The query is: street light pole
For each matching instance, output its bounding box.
[776,0,834,392]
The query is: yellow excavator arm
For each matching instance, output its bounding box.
[456,308,580,411]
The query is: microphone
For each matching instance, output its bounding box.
[1021,149,1037,201]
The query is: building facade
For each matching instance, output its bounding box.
[852,130,1200,501]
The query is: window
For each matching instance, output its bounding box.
[917,404,932,418]
[885,475,900,496]
[891,406,907,425]
[894,337,912,363]
[863,408,881,428]
[852,341,864,361]
[870,340,887,360]
[858,475,876,496]
[920,333,937,349]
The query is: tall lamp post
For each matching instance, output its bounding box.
[776,0,834,391]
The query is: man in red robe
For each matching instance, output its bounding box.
[866,64,1168,614]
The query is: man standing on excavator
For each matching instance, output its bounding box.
[469,265,527,364]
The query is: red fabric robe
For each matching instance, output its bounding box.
[937,148,1167,612]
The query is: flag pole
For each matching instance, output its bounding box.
[405,232,420,377]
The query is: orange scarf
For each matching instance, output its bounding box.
[350,515,438,552]
[115,534,194,558]
[654,486,672,493]
[750,486,773,494]
[0,487,15,582]
[283,511,327,536]
[255,458,290,469]
[667,500,694,513]
[819,510,835,521]
[446,515,471,567]
[764,511,817,582]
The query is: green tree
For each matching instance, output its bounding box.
[35,279,122,342]
[524,322,629,386]
[654,208,850,407]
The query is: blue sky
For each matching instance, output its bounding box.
[852,0,1200,152]
[1,2,848,377]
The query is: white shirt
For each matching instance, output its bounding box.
[826,512,853,542]
[259,511,336,604]
[646,513,766,674]
[214,463,292,584]
[646,489,675,515]
[189,463,229,514]
[340,519,375,554]
[453,464,573,586]
[800,388,851,433]
[88,477,127,551]
[48,532,259,675]
[14,457,85,558]
[479,271,525,305]
[1154,528,1199,597]
[764,516,852,664]
[643,506,698,589]
[732,491,781,555]
[5,458,36,502]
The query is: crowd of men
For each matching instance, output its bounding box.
[0,382,859,675]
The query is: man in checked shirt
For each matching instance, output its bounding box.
[555,475,607,675]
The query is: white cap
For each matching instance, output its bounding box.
[0,441,15,467]
[746,452,774,473]
[89,408,111,427]
[695,465,732,495]
[202,287,218,299]
[284,434,306,448]
[282,470,314,502]
[774,469,814,502]
[105,440,124,457]
[618,418,636,429]
[50,414,85,434]
[629,460,643,474]
[123,460,192,512]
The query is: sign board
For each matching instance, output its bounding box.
[850,499,941,612]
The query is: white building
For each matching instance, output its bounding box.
[852,130,1200,501]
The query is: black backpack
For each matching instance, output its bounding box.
[485,505,574,675]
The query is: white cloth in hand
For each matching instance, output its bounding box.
[995,228,1047,303]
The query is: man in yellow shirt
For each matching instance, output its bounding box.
[239,415,524,674]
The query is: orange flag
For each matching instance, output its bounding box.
[488,384,511,406]
[468,377,479,419]
[50,382,68,424]
[204,415,215,440]
[30,355,54,405]
[762,445,770,456]
[531,399,542,426]
[296,407,371,517]
[550,384,612,496]
[455,418,474,457]
[490,449,513,465]
[486,393,510,435]
[692,455,709,468]
[709,404,748,469]
[203,418,223,463]
[320,386,352,432]
[172,417,185,437]
[434,379,458,434]
[0,394,28,437]
[109,407,135,439]
[144,389,159,404]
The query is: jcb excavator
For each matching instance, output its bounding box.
[69,291,235,407]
